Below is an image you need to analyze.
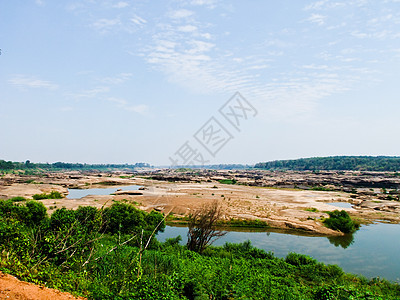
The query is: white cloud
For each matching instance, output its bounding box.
[351,31,368,38]
[98,73,133,84]
[247,64,269,70]
[304,1,345,10]
[200,32,212,39]
[131,15,147,26]
[71,87,110,99]
[91,18,121,33]
[125,104,148,114]
[304,0,327,10]
[190,0,218,8]
[35,0,44,6]
[177,25,198,32]
[113,1,129,8]
[169,9,194,19]
[8,75,58,90]
[107,97,148,114]
[306,14,326,26]
[187,40,215,53]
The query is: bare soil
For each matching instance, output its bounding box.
[0,272,85,300]
[1,171,399,236]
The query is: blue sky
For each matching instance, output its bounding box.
[1,0,400,165]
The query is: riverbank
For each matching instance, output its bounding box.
[1,170,399,236]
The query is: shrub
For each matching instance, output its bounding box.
[286,252,317,266]
[9,196,26,202]
[218,179,237,184]
[75,205,102,232]
[103,202,146,234]
[0,200,48,227]
[24,201,48,226]
[323,210,359,234]
[50,207,76,230]
[223,240,274,259]
[32,191,63,200]
[144,210,166,232]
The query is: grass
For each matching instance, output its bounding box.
[0,201,399,299]
[9,196,27,202]
[217,218,269,228]
[167,215,270,229]
[119,175,135,179]
[311,186,336,191]
[218,179,237,185]
[93,181,120,186]
[304,207,319,212]
[32,191,63,200]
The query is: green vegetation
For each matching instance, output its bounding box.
[255,156,400,171]
[174,168,193,172]
[166,214,190,225]
[167,215,270,229]
[32,191,63,200]
[311,186,335,191]
[218,218,270,228]
[217,179,237,184]
[0,200,399,299]
[305,207,319,212]
[323,210,360,234]
[9,196,27,202]
[0,159,150,172]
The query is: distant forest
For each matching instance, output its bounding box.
[254,156,400,172]
[0,160,150,171]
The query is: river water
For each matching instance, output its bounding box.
[66,186,399,282]
[67,185,140,199]
[157,223,400,282]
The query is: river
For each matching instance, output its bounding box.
[157,223,400,282]
[66,186,399,282]
[66,185,140,199]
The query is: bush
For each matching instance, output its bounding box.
[50,207,76,230]
[285,252,317,266]
[217,179,237,184]
[323,210,359,234]
[24,201,48,226]
[0,200,48,227]
[223,240,274,259]
[103,202,165,235]
[32,191,63,200]
[74,205,103,233]
[9,196,27,202]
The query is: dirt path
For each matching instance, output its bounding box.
[0,272,85,300]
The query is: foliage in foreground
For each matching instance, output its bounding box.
[0,200,399,299]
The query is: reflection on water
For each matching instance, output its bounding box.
[157,223,400,282]
[67,185,140,199]
[327,233,354,249]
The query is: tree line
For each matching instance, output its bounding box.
[0,160,150,171]
[255,156,400,172]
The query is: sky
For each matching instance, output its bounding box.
[1,0,400,166]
